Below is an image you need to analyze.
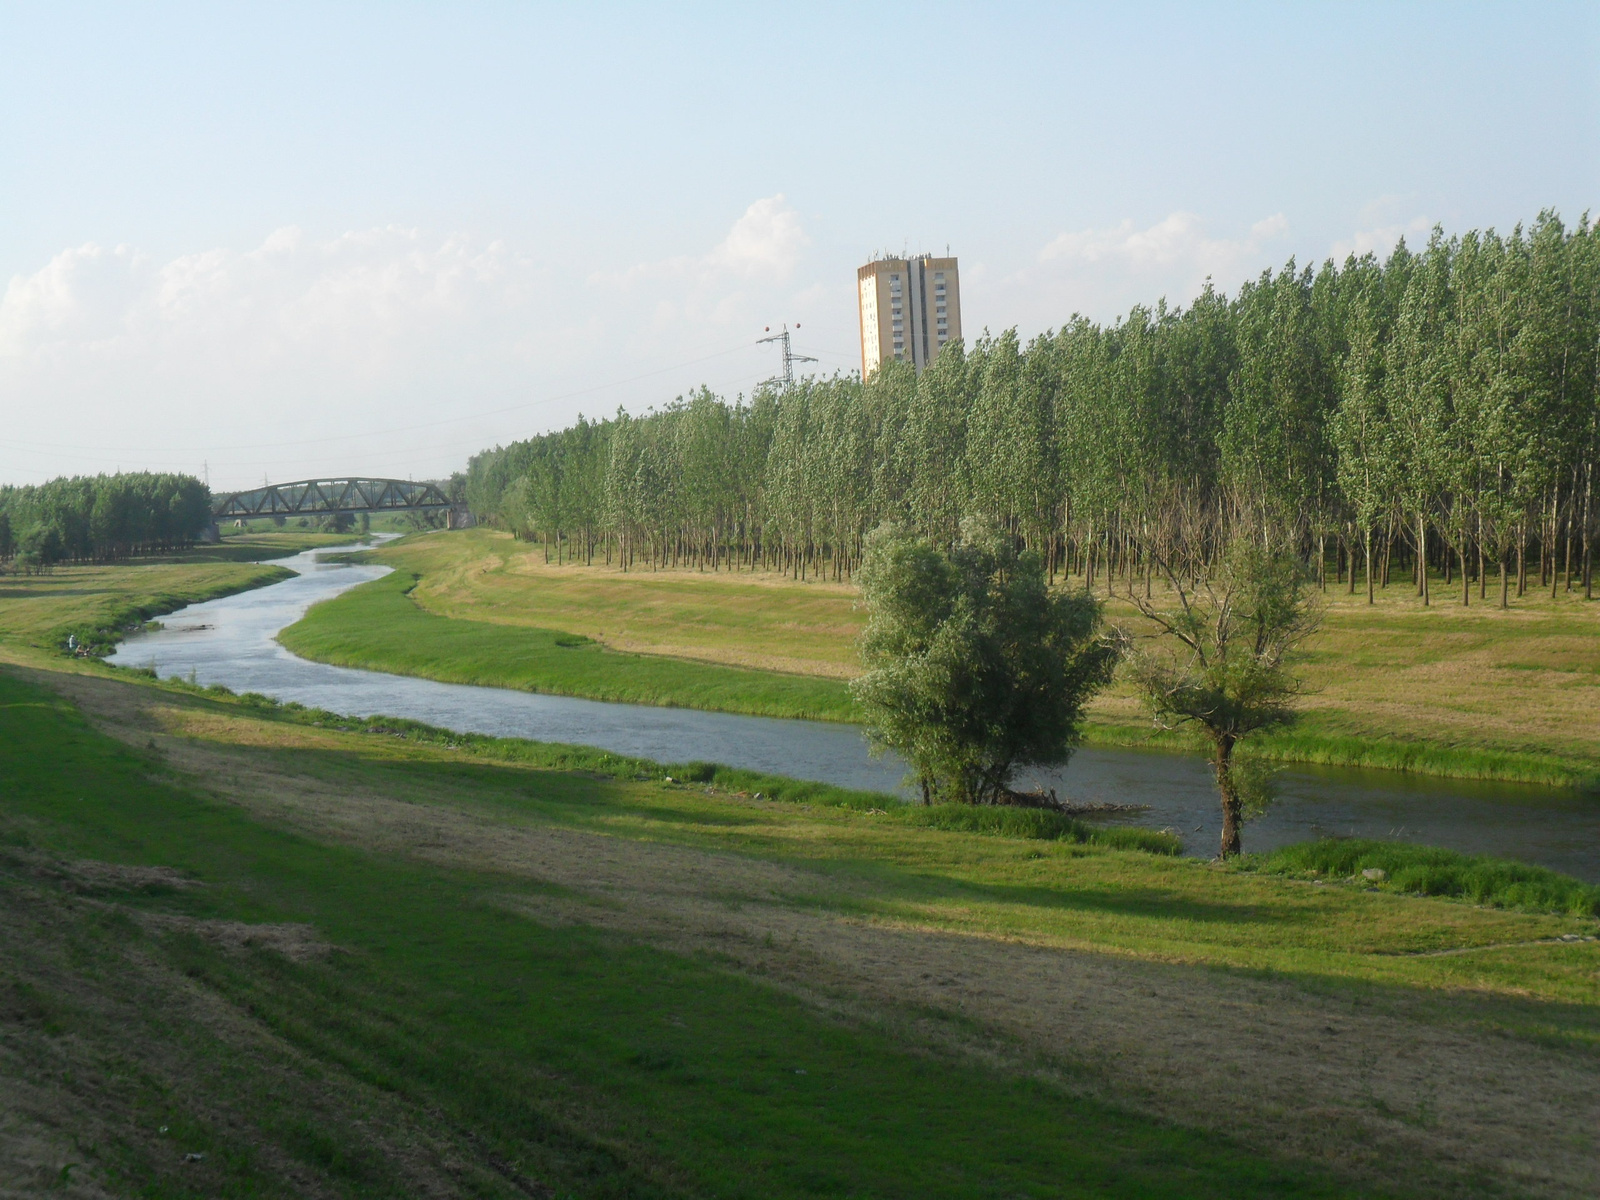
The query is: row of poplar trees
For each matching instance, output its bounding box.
[466,212,1600,605]
[0,473,213,566]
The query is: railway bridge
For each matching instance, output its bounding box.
[207,477,471,535]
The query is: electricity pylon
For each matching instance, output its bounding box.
[757,324,817,388]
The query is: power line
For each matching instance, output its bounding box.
[756,324,817,388]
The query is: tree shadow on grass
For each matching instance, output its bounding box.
[242,737,1278,928]
[853,872,1282,926]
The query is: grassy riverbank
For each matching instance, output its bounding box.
[4,658,1599,1194]
[280,564,855,721]
[285,529,1600,788]
[0,530,350,657]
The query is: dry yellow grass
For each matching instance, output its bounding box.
[398,531,866,677]
[374,529,1600,772]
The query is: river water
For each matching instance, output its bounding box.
[109,543,1600,880]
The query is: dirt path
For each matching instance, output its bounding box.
[28,665,1600,1198]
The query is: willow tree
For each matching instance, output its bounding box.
[852,520,1118,805]
[1124,542,1321,857]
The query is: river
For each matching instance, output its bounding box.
[109,542,1600,880]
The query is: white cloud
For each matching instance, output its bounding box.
[1324,195,1433,262]
[603,194,807,287]
[0,206,827,486]
[1329,216,1433,262]
[1039,210,1290,279]
[708,195,807,276]
[986,210,1293,328]
[588,195,815,352]
[0,225,530,370]
[0,226,594,484]
[0,242,147,352]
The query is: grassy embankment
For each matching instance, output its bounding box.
[283,528,1600,788]
[0,670,1393,1197]
[0,530,354,657]
[4,655,1599,1194]
[281,549,854,721]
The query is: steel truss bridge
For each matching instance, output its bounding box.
[211,478,467,525]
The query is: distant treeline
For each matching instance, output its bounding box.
[0,473,212,568]
[467,211,1599,603]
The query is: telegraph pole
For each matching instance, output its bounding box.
[757,324,817,388]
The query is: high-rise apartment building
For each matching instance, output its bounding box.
[857,254,961,377]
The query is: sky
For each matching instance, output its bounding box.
[2,2,1597,490]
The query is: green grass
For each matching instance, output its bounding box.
[280,566,856,720]
[281,529,1600,789]
[1079,720,1598,791]
[1249,839,1600,918]
[202,528,364,561]
[0,667,1408,1198]
[155,680,1193,864]
[130,676,1600,997]
[905,803,1184,854]
[0,560,293,656]
[0,530,352,658]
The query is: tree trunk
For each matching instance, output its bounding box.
[1478,532,1486,601]
[1555,491,1566,599]
[1214,735,1242,858]
[1585,464,1595,601]
[1365,529,1374,605]
[1417,513,1429,606]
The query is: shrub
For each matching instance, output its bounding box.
[906,804,1181,855]
[1250,838,1600,917]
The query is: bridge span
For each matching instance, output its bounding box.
[210,478,471,529]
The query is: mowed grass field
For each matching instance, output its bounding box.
[280,565,854,720]
[294,528,1600,785]
[4,657,1599,1195]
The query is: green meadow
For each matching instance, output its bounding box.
[0,529,347,656]
[4,536,1598,1195]
[0,667,1450,1198]
[279,563,855,721]
[279,528,1600,787]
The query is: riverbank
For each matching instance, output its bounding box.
[4,657,1598,1195]
[284,529,1600,789]
[0,530,356,657]
[279,563,855,721]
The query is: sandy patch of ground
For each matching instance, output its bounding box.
[47,858,199,894]
[24,665,1600,1197]
[138,914,339,962]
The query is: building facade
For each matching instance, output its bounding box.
[857,254,961,377]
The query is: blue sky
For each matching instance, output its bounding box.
[3,1,1596,487]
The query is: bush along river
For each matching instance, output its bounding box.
[109,541,1600,880]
